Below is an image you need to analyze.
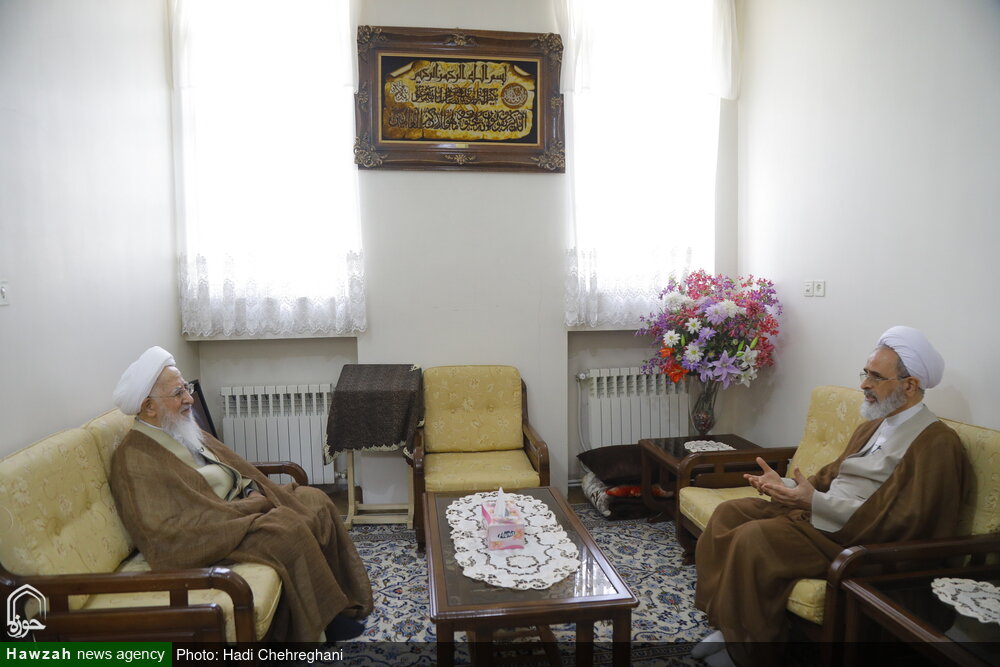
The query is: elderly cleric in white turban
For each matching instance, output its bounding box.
[113,346,176,415]
[877,326,944,389]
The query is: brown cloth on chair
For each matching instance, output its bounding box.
[694,419,969,649]
[110,429,374,642]
[325,364,423,458]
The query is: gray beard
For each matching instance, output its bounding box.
[159,407,206,454]
[860,383,909,420]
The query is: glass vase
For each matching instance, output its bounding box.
[691,381,721,436]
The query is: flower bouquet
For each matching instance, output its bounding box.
[637,270,782,433]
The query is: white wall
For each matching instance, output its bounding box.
[736,0,1000,447]
[0,0,197,456]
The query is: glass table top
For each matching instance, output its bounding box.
[867,570,1000,665]
[641,433,758,459]
[429,487,633,609]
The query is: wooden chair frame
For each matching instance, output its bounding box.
[413,379,549,550]
[0,461,307,643]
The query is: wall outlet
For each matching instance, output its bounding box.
[0,281,9,306]
[813,280,826,297]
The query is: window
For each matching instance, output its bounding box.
[560,0,738,327]
[171,0,365,337]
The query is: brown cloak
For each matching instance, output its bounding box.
[110,429,373,642]
[694,418,969,645]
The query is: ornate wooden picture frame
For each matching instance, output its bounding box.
[354,26,565,173]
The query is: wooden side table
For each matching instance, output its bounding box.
[842,564,1000,667]
[325,364,423,528]
[638,434,759,523]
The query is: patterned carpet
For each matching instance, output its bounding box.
[335,503,710,665]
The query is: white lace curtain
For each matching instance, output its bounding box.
[171,0,366,337]
[559,0,740,327]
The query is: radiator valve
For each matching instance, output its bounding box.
[575,372,589,381]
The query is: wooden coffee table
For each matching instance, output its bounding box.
[639,433,760,522]
[424,486,638,667]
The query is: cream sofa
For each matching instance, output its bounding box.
[0,409,305,643]
[675,385,1000,645]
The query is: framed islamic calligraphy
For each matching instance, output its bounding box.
[354,26,565,173]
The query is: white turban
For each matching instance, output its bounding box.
[877,326,944,389]
[113,346,176,415]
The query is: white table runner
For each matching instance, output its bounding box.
[446,491,581,590]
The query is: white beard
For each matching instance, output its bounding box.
[860,383,908,420]
[159,406,206,454]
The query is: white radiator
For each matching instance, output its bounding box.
[580,368,691,448]
[220,384,336,484]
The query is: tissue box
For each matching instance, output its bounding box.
[480,501,525,550]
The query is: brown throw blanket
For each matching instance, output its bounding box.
[110,429,373,642]
[325,364,423,457]
[695,418,969,647]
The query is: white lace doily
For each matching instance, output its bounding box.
[932,578,1000,625]
[684,440,735,452]
[446,492,581,590]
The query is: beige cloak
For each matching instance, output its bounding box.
[694,418,969,647]
[110,428,373,642]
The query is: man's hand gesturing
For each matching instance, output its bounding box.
[745,458,815,510]
[744,456,782,494]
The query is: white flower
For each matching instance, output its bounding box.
[738,366,758,387]
[685,318,702,334]
[663,293,694,313]
[683,343,703,364]
[738,348,759,369]
[663,330,681,346]
[721,299,746,318]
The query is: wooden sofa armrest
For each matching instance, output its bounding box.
[253,460,308,485]
[820,532,1000,643]
[522,420,550,485]
[2,565,257,642]
[827,532,1000,586]
[676,446,798,491]
[411,428,427,550]
[411,428,426,473]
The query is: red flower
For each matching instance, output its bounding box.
[662,356,689,383]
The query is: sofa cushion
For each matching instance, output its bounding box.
[423,450,540,492]
[790,386,866,477]
[679,486,762,532]
[577,444,646,487]
[82,409,135,478]
[787,578,826,624]
[423,366,523,453]
[0,428,133,607]
[944,419,1000,536]
[88,551,281,642]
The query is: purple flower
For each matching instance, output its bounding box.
[710,350,741,388]
[697,327,717,343]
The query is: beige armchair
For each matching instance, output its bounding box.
[412,365,549,548]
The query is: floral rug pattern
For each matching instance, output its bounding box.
[339,503,709,665]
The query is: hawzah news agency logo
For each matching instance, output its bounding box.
[6,584,47,639]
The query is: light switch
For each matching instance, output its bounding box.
[803,281,814,297]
